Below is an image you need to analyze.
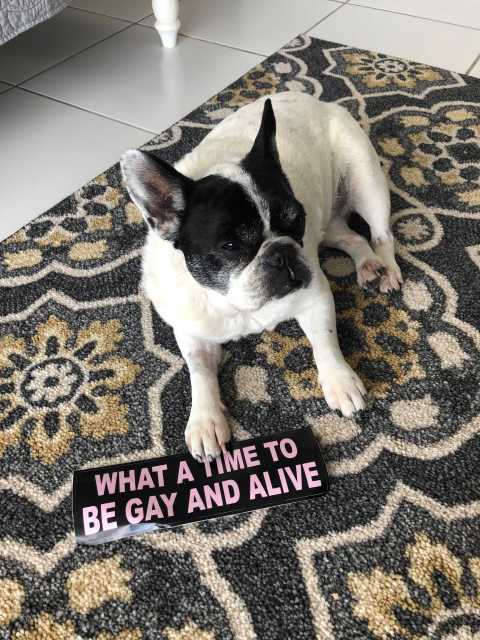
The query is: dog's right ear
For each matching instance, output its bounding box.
[120,149,193,241]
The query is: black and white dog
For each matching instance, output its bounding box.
[121,92,402,462]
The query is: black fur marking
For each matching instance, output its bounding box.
[243,100,306,246]
[261,243,312,300]
[177,175,264,291]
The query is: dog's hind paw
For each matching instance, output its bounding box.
[357,257,386,289]
[379,264,403,293]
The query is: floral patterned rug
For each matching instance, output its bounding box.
[1,36,480,640]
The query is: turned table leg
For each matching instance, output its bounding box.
[152,0,180,48]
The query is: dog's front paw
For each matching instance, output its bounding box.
[185,407,231,463]
[319,366,366,417]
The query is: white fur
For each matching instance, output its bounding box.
[138,93,402,460]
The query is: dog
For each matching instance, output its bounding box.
[120,92,402,462]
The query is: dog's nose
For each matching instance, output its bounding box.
[264,245,307,289]
[262,243,312,299]
[265,247,286,270]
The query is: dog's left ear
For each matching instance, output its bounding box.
[244,98,279,164]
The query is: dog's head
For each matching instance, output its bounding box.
[121,99,311,311]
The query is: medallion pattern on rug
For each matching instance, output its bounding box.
[0,36,479,640]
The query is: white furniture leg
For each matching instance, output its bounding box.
[152,0,180,48]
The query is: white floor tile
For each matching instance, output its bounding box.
[0,8,126,85]
[0,82,11,94]
[141,0,340,55]
[23,26,263,133]
[308,4,480,73]
[0,89,151,241]
[349,0,480,30]
[71,0,153,22]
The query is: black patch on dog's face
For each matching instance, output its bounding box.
[176,175,264,291]
[243,157,306,245]
[122,101,311,306]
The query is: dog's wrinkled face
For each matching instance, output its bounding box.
[121,99,312,311]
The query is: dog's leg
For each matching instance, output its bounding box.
[323,216,386,288]
[348,161,402,293]
[337,117,403,293]
[296,278,366,416]
[175,331,230,462]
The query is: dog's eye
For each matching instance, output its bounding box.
[222,241,238,251]
[283,203,299,222]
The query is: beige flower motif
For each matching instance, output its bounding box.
[1,170,126,271]
[95,185,121,209]
[97,631,143,640]
[444,628,480,640]
[235,365,271,403]
[348,533,480,639]
[208,63,281,109]
[3,248,43,271]
[12,612,75,639]
[376,104,480,211]
[0,578,25,625]
[402,280,433,312]
[68,239,108,261]
[0,314,140,464]
[397,217,431,241]
[68,555,133,614]
[389,395,439,430]
[257,284,424,400]
[35,227,75,248]
[256,332,320,400]
[343,51,441,90]
[306,413,361,446]
[164,621,216,640]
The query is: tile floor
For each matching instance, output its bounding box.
[1,0,480,241]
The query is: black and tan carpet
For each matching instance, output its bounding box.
[1,35,480,640]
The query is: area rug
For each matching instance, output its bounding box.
[1,35,480,640]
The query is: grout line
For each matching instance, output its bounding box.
[13,5,155,90]
[137,21,266,57]
[303,1,348,35]
[0,85,14,96]
[465,53,480,75]
[178,33,265,57]
[16,22,134,89]
[16,86,159,135]
[347,2,480,32]
[67,6,134,24]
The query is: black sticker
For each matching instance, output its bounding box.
[72,427,329,544]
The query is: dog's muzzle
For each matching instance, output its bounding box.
[262,243,311,298]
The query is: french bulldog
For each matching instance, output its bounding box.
[120,92,402,462]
